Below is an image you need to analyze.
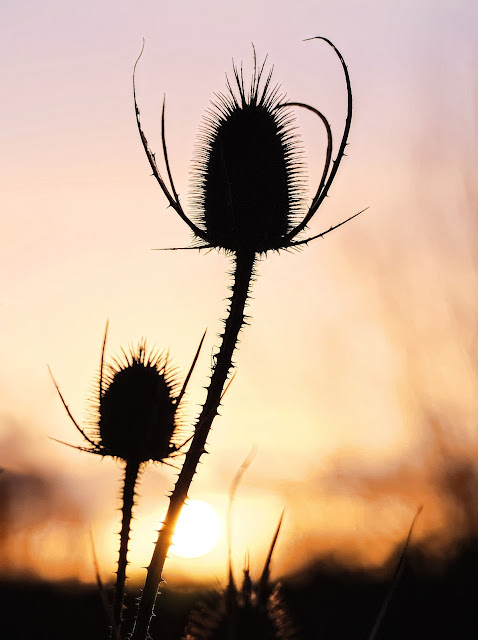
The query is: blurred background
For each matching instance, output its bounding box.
[1,0,477,614]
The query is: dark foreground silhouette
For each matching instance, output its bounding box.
[3,538,478,639]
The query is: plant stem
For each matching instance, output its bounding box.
[111,457,140,640]
[131,249,256,640]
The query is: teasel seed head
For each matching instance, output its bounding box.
[92,341,181,464]
[181,512,299,640]
[50,325,206,466]
[189,55,306,254]
[134,37,361,257]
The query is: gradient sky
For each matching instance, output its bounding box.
[1,0,477,584]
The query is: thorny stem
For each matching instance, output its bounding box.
[131,250,256,640]
[111,457,141,640]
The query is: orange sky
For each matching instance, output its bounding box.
[1,0,478,585]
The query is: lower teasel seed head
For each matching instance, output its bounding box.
[52,326,206,467]
[73,337,186,465]
[94,342,181,463]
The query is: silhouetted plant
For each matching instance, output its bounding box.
[131,36,359,640]
[181,452,298,640]
[50,324,204,640]
[181,516,298,640]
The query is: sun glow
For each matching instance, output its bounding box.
[170,500,223,558]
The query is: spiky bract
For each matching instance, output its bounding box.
[91,342,182,464]
[190,58,306,254]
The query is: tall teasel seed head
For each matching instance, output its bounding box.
[91,341,182,464]
[134,37,358,256]
[189,56,306,254]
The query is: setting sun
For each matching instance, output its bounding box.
[170,500,223,558]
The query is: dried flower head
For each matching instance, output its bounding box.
[182,514,298,640]
[134,37,362,256]
[181,454,298,640]
[93,342,181,463]
[51,324,205,466]
[188,54,305,253]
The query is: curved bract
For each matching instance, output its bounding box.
[134,37,360,255]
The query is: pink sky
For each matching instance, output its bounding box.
[1,0,477,584]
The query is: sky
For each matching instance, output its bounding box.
[1,0,478,586]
